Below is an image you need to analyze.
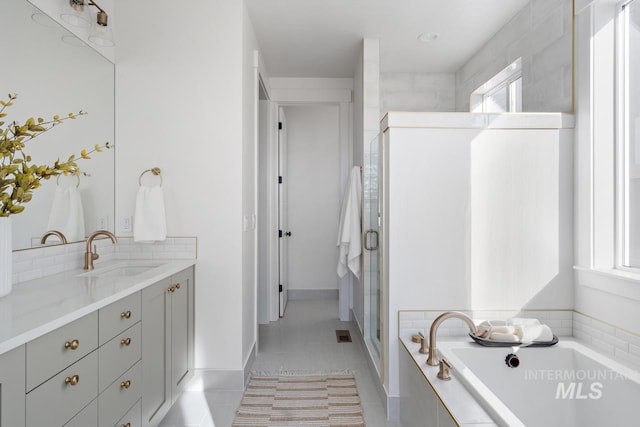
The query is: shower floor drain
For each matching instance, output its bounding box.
[335,330,352,343]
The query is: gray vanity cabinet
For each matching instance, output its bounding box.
[141,267,194,427]
[0,345,26,427]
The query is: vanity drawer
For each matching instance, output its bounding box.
[26,351,98,427]
[26,311,98,392]
[99,292,141,345]
[63,398,97,427]
[99,360,142,427]
[114,398,141,427]
[99,322,142,392]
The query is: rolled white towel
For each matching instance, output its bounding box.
[475,321,492,338]
[520,324,554,343]
[488,332,520,342]
[490,325,518,335]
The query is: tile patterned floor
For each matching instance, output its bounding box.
[158,299,400,427]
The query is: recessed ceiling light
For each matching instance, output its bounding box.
[418,32,439,42]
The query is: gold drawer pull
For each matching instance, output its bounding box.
[120,337,132,346]
[120,380,131,389]
[120,310,132,319]
[64,375,80,386]
[175,283,181,289]
[64,339,80,350]
[168,286,175,293]
[121,423,131,427]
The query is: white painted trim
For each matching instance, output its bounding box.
[271,89,352,104]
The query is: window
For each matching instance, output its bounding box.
[620,0,640,267]
[470,58,522,113]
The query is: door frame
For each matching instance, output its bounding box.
[257,83,353,323]
[270,95,353,321]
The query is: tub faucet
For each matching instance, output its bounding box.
[427,311,477,366]
[84,230,117,270]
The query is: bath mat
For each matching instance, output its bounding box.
[232,374,366,426]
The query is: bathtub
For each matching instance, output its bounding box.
[437,339,640,426]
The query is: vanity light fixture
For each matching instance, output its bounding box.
[61,0,114,47]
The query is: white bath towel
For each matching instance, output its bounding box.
[134,185,166,242]
[47,185,85,242]
[337,166,362,279]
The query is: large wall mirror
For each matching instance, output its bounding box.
[2,0,115,250]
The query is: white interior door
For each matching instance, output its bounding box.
[278,107,289,317]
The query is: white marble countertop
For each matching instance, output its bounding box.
[0,259,197,355]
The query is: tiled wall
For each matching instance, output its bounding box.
[380,73,456,114]
[12,236,197,284]
[398,309,574,341]
[573,312,640,370]
[399,309,640,371]
[455,0,573,112]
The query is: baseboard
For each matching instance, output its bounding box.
[287,289,338,300]
[244,343,257,386]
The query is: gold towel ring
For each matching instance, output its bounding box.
[56,174,80,188]
[139,167,163,186]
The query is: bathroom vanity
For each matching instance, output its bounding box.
[0,259,195,427]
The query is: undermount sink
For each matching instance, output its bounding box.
[78,262,167,278]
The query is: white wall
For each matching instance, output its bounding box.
[354,39,381,332]
[242,2,259,368]
[455,0,573,112]
[380,73,455,114]
[284,105,341,292]
[115,0,246,371]
[574,0,640,339]
[382,115,574,415]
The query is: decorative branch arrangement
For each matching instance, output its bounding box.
[0,93,110,216]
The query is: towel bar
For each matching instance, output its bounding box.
[138,167,163,186]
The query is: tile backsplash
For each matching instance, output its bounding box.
[399,309,574,341]
[12,236,197,284]
[399,309,640,371]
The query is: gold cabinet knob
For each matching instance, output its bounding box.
[168,286,175,293]
[120,310,132,319]
[64,339,80,350]
[120,337,132,346]
[175,283,181,289]
[120,380,131,389]
[64,375,80,386]
[121,423,131,427]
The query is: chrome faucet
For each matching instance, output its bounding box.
[427,311,477,366]
[84,230,117,270]
[40,230,67,245]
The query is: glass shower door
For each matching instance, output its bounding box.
[364,135,381,356]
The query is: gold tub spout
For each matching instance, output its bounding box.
[427,311,477,366]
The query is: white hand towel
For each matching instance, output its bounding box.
[134,186,166,242]
[47,185,85,242]
[337,166,362,279]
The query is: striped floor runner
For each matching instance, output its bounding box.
[232,374,366,426]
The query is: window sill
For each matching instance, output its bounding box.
[574,266,640,302]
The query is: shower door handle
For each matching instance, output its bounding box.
[364,230,379,251]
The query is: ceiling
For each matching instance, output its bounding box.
[244,0,529,78]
